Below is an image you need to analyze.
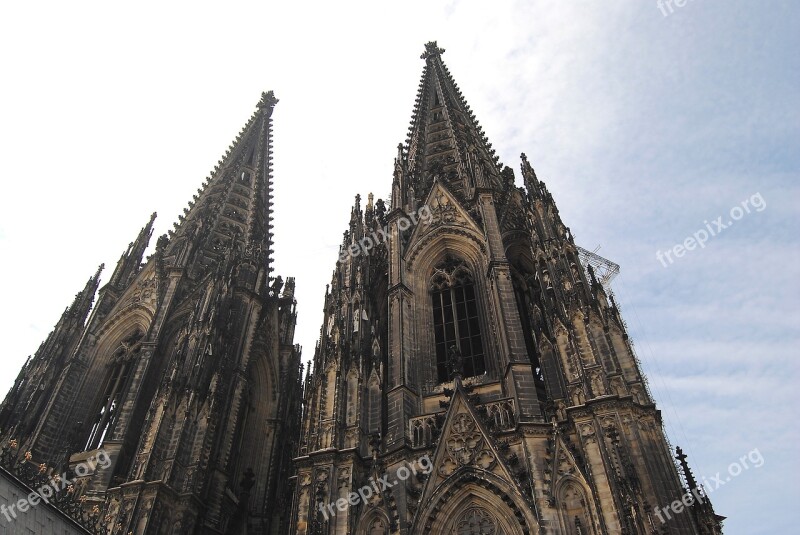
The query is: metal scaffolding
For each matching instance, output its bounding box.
[577,245,620,287]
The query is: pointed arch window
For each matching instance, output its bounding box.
[431,258,485,382]
[85,330,143,451]
[558,482,594,535]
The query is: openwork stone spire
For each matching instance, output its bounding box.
[398,41,505,211]
[163,91,278,279]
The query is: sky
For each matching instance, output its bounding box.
[0,1,798,533]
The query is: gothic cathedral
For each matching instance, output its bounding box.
[288,43,723,535]
[0,43,723,535]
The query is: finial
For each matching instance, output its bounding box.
[94,263,105,280]
[156,234,169,252]
[149,212,157,223]
[257,91,279,111]
[421,41,445,60]
[675,446,699,491]
[587,264,597,285]
[282,276,296,299]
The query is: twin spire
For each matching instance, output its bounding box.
[102,42,506,287]
[400,41,505,209]
[162,91,278,277]
[160,41,501,278]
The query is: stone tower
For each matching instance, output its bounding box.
[289,43,723,535]
[0,91,303,534]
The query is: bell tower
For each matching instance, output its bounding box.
[0,91,303,534]
[289,43,723,535]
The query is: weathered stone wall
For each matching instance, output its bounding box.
[0,467,89,535]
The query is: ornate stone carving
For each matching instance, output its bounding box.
[438,413,496,478]
[579,423,596,444]
[131,272,157,307]
[557,451,575,477]
[337,466,351,488]
[454,507,505,535]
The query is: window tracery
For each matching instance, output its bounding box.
[430,257,485,382]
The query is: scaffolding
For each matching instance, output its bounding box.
[576,245,620,287]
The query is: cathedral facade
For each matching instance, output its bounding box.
[288,43,723,535]
[0,42,723,535]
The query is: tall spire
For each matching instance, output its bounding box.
[401,41,503,208]
[164,91,278,278]
[108,212,156,288]
[0,264,102,436]
[69,263,104,320]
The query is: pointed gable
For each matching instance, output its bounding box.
[405,179,487,268]
[418,381,523,504]
[410,179,482,240]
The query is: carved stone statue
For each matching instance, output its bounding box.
[448,344,464,379]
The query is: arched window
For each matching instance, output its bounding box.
[558,482,594,535]
[85,330,143,450]
[431,257,485,383]
[510,267,547,403]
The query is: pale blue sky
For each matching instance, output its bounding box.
[0,2,797,533]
